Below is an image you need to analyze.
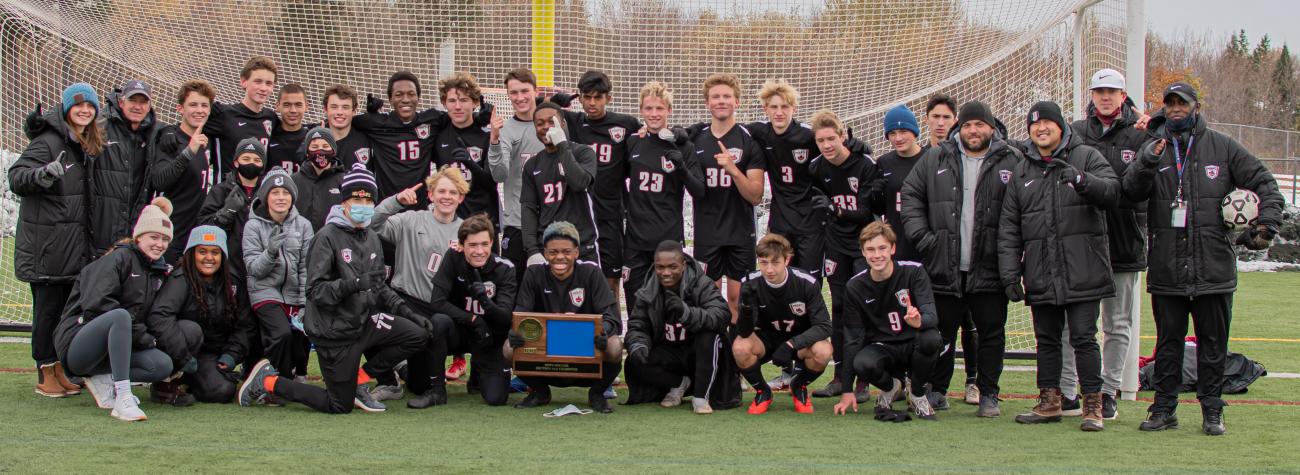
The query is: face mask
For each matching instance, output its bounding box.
[542,404,592,417]
[237,163,263,180]
[347,203,375,226]
[307,149,336,169]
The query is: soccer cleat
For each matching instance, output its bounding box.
[964,383,980,405]
[513,390,552,409]
[908,391,938,421]
[747,389,773,415]
[876,378,902,411]
[237,359,278,407]
[1015,388,1063,424]
[445,356,467,380]
[84,374,116,409]
[1102,393,1118,420]
[661,377,690,408]
[1060,394,1083,417]
[110,393,147,422]
[407,385,449,409]
[1139,411,1179,431]
[812,379,843,398]
[692,398,713,414]
[791,385,814,414]
[353,384,387,412]
[976,394,1001,418]
[767,370,792,392]
[370,384,405,402]
[1201,406,1225,436]
[927,391,950,411]
[1080,392,1104,432]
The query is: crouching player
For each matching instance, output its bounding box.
[834,222,941,421]
[733,234,832,414]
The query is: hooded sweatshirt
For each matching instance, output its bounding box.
[243,167,315,306]
[302,205,408,347]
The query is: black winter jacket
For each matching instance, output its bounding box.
[1071,98,1149,272]
[54,245,169,375]
[199,172,259,275]
[624,254,730,356]
[95,93,158,252]
[291,161,345,231]
[303,206,409,347]
[147,268,255,367]
[8,109,96,284]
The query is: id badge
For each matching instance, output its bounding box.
[1171,204,1187,228]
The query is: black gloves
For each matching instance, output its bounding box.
[664,148,685,174]
[549,91,575,108]
[1235,225,1275,251]
[366,93,384,114]
[508,330,525,349]
[1056,160,1087,191]
[770,343,795,369]
[736,284,758,338]
[341,272,372,295]
[1140,139,1166,167]
[396,305,435,338]
[471,315,492,342]
[594,334,609,351]
[663,289,686,323]
[473,101,495,127]
[1005,282,1025,303]
[222,189,247,216]
[23,103,46,140]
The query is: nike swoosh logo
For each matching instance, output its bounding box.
[865,299,875,304]
[456,277,464,282]
[765,147,773,150]
[758,305,767,309]
[823,178,831,182]
[237,122,247,126]
[1159,166,1172,172]
[268,144,278,147]
[543,289,552,293]
[937,169,948,175]
[631,154,640,158]
[130,273,141,277]
[441,144,450,148]
[64,163,74,170]
[533,170,542,175]
[1025,180,1034,187]
[105,141,118,146]
[883,172,892,176]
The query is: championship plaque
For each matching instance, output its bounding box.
[511,312,604,379]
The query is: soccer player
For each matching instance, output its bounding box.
[688,73,766,321]
[833,221,941,421]
[322,84,372,169]
[267,83,310,173]
[733,234,833,414]
[152,80,218,263]
[924,94,957,148]
[624,241,732,414]
[429,214,519,406]
[204,56,279,180]
[488,68,545,279]
[291,127,347,230]
[1001,101,1118,431]
[435,72,501,228]
[367,167,467,408]
[198,138,266,277]
[508,222,622,414]
[520,102,600,265]
[1125,83,1283,435]
[900,101,1022,417]
[874,104,925,262]
[352,71,446,201]
[805,110,879,399]
[236,164,430,414]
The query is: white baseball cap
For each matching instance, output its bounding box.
[1089,69,1126,90]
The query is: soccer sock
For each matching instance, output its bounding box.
[264,375,279,394]
[791,367,824,392]
[741,365,769,393]
[736,313,755,338]
[356,368,371,386]
[113,380,131,398]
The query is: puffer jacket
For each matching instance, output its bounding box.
[624,253,730,355]
[1071,98,1149,272]
[999,128,1119,306]
[302,205,408,347]
[7,107,96,284]
[94,92,158,252]
[900,133,1023,297]
[1122,113,1284,297]
[54,244,169,374]
[243,170,314,306]
[147,267,255,367]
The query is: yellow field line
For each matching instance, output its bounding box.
[1006,332,1300,343]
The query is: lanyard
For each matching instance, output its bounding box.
[1171,136,1194,204]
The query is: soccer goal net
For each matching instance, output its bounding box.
[0,0,1135,353]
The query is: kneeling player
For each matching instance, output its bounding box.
[834,222,941,421]
[429,214,518,406]
[508,222,622,413]
[237,165,431,413]
[733,234,832,414]
[624,241,732,414]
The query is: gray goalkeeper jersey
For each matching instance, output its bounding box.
[488,115,545,228]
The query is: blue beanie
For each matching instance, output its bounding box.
[186,225,229,256]
[61,83,100,117]
[882,104,920,139]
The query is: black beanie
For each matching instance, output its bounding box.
[339,163,378,203]
[1026,101,1067,132]
[956,101,997,131]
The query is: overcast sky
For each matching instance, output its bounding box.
[1146,0,1298,50]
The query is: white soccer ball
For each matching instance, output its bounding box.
[1221,189,1260,229]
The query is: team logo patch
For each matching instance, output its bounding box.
[263,120,273,136]
[341,248,353,263]
[621,266,631,281]
[273,176,284,186]
[727,147,743,164]
[789,301,806,316]
[792,149,809,164]
[467,146,483,163]
[484,281,496,298]
[415,124,431,139]
[608,127,626,143]
[355,148,371,164]
[1121,150,1135,163]
[1000,169,1012,184]
[895,289,912,307]
[1205,165,1220,179]
[662,157,676,173]
[824,259,837,277]
[569,288,585,306]
[448,239,460,252]
[847,177,859,193]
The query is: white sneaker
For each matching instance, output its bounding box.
[692,398,713,414]
[84,374,116,409]
[370,384,404,402]
[908,391,938,420]
[661,377,690,408]
[876,378,902,411]
[110,393,147,422]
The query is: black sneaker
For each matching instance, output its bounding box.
[407,385,448,409]
[353,384,387,412]
[976,394,1000,417]
[927,391,950,411]
[589,395,614,414]
[1139,411,1179,431]
[1060,394,1082,416]
[1202,406,1226,436]
[237,359,278,407]
[514,389,552,409]
[1102,393,1118,420]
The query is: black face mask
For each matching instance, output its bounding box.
[306,149,337,170]
[236,163,263,180]
[1166,104,1198,133]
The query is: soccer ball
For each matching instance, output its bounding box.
[1221,189,1260,229]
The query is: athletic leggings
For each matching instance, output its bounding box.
[65,309,172,382]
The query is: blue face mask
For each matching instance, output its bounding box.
[347,204,374,226]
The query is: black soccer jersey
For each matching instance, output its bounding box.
[203,102,279,180]
[624,134,700,251]
[351,108,453,199]
[740,267,831,350]
[150,124,215,259]
[429,250,517,326]
[688,124,766,247]
[874,147,926,261]
[334,129,372,170]
[514,261,620,335]
[748,120,820,235]
[520,143,599,255]
[564,110,641,222]
[435,124,501,226]
[267,125,309,174]
[842,260,938,344]
[808,151,879,256]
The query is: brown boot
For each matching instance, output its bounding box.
[1015,388,1063,424]
[1080,392,1104,431]
[52,362,81,395]
[35,364,69,398]
[149,379,196,407]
